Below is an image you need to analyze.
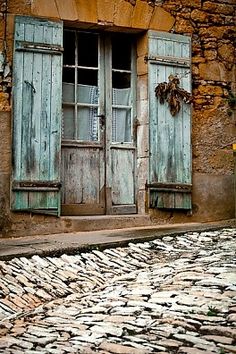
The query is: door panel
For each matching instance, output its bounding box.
[107,34,137,214]
[61,30,105,215]
[61,146,105,215]
[61,31,136,215]
[111,147,135,205]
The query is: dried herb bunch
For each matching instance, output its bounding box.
[155,74,192,116]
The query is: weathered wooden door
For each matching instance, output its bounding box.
[61,31,136,215]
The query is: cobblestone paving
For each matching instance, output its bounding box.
[0,228,236,353]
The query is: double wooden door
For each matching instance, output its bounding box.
[61,31,136,215]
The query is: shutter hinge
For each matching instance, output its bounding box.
[12,180,61,192]
[145,55,190,67]
[15,41,64,55]
[147,182,192,193]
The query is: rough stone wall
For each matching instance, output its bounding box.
[162,0,236,175]
[0,0,235,236]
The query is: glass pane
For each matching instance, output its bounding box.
[62,83,75,103]
[77,107,98,141]
[112,72,130,89]
[62,107,75,139]
[112,35,131,70]
[112,87,131,106]
[112,108,131,143]
[77,84,98,105]
[77,33,98,67]
[63,30,75,65]
[78,69,98,86]
[63,67,75,84]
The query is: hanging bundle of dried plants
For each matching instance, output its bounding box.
[155,74,192,116]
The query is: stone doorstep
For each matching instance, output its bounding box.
[62,214,153,232]
[61,215,236,234]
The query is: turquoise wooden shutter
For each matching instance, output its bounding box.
[148,31,192,209]
[11,16,63,216]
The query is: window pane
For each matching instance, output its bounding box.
[78,69,98,86]
[77,33,98,67]
[62,107,75,139]
[77,84,98,105]
[112,35,131,70]
[63,67,75,84]
[112,108,131,143]
[62,83,75,103]
[112,72,130,89]
[63,31,75,65]
[112,87,131,106]
[62,67,75,103]
[77,107,98,141]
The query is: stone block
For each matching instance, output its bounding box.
[149,7,175,32]
[97,0,115,24]
[31,0,59,19]
[136,33,148,57]
[137,98,148,126]
[203,1,235,15]
[137,189,147,214]
[199,61,232,82]
[199,26,232,40]
[204,49,217,61]
[55,0,77,21]
[191,173,235,222]
[137,124,149,157]
[180,0,201,7]
[174,18,194,34]
[218,43,235,69]
[113,0,133,28]
[75,0,98,24]
[131,0,154,29]
[137,55,147,76]
[0,112,11,174]
[197,85,223,96]
[137,156,148,187]
[0,93,10,111]
[192,57,206,64]
[4,15,14,41]
[137,75,148,101]
[191,9,208,23]
[8,0,31,15]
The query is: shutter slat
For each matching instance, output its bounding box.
[148,31,192,210]
[12,16,63,216]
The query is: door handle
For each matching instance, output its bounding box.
[97,114,105,128]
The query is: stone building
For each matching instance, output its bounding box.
[0,0,235,237]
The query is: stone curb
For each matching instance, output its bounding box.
[0,219,235,261]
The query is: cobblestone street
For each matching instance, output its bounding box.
[0,228,236,353]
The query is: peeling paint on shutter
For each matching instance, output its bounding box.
[148,31,192,210]
[11,16,63,216]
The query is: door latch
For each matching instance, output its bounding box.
[97,114,105,128]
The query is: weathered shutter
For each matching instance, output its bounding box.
[148,31,192,209]
[11,16,63,216]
